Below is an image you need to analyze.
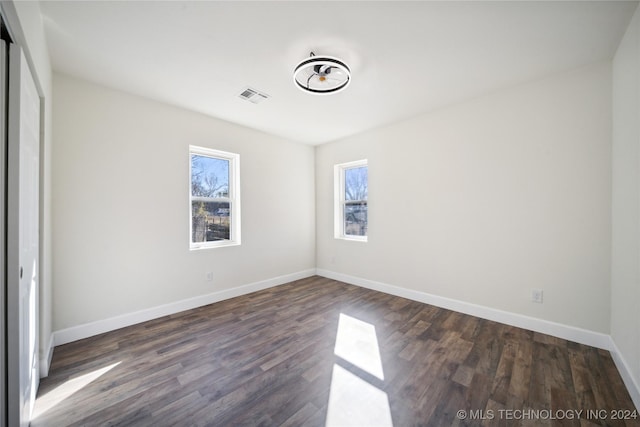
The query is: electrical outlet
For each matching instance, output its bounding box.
[206,272,213,282]
[531,289,543,304]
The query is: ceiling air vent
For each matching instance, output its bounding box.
[238,87,269,104]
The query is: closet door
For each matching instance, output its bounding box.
[7,44,40,427]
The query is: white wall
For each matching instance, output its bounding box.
[1,0,54,375]
[316,61,612,334]
[612,4,640,408]
[52,73,315,331]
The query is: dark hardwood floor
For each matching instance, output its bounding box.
[33,276,638,426]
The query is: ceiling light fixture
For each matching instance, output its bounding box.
[293,52,351,95]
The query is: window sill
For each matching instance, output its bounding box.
[190,241,241,251]
[336,236,368,243]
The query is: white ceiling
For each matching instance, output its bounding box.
[41,1,638,145]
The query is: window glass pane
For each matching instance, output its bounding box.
[191,155,230,197]
[191,201,231,242]
[344,202,367,236]
[345,166,368,201]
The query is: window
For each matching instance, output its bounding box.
[335,159,368,241]
[189,146,240,249]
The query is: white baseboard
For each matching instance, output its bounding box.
[609,338,640,410]
[53,269,316,346]
[39,333,55,378]
[316,269,612,350]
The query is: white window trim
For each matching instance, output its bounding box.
[334,159,368,242]
[189,145,241,250]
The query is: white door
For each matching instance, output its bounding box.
[7,45,41,427]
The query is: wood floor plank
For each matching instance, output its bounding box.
[509,338,533,402]
[492,341,517,405]
[280,402,319,427]
[32,277,639,426]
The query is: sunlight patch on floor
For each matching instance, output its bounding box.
[31,361,121,420]
[334,313,385,380]
[327,313,392,426]
[326,364,393,427]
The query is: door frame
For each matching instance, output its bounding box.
[0,23,7,427]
